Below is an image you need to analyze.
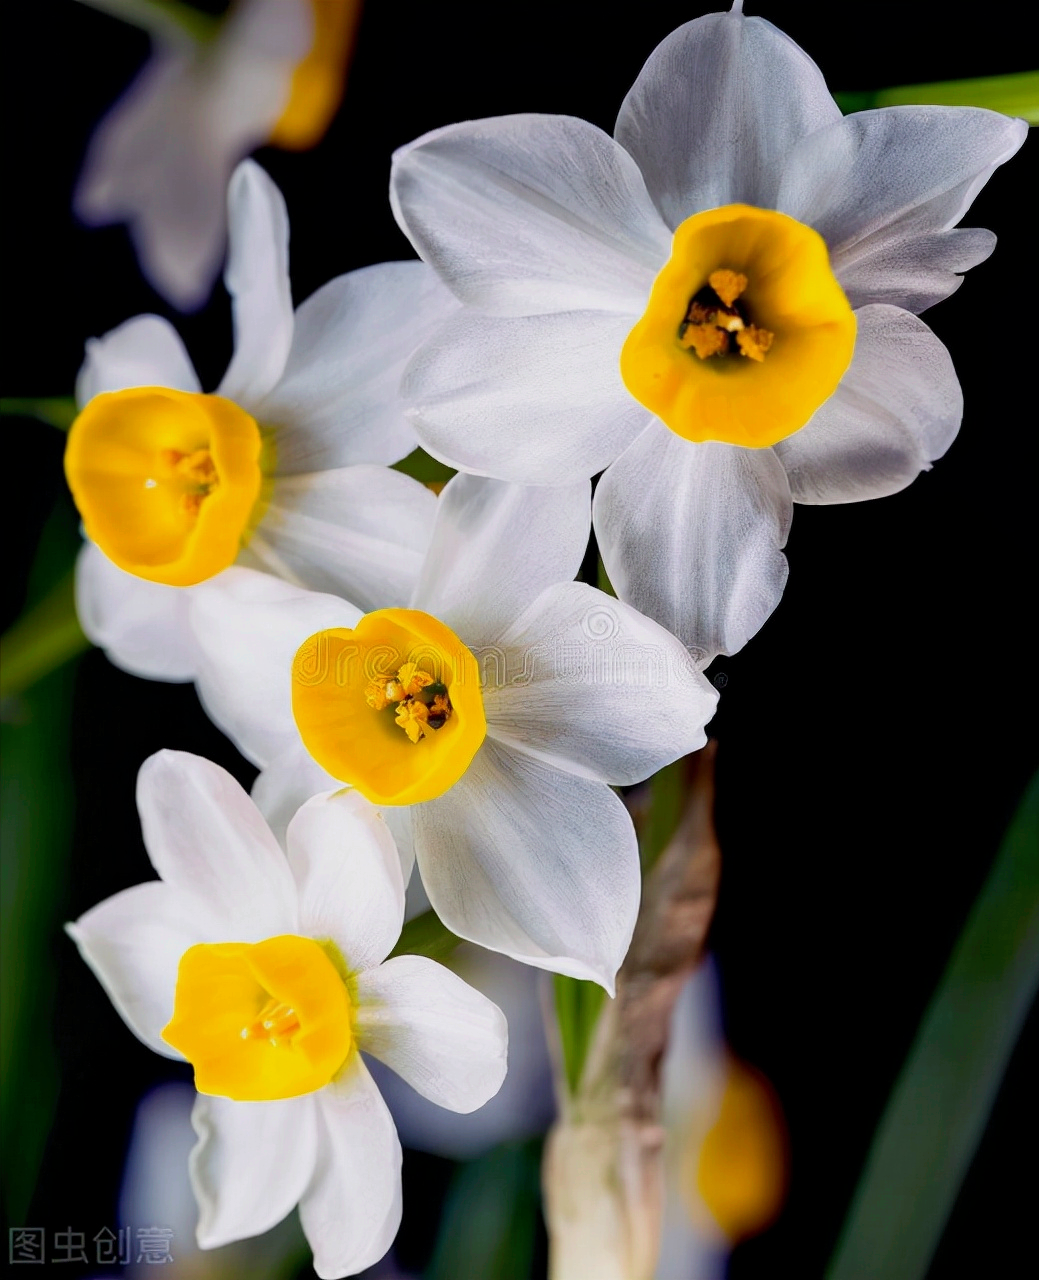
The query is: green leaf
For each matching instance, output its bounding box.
[0,396,78,431]
[392,447,457,486]
[1,571,89,703]
[426,1140,542,1280]
[388,908,461,962]
[826,771,1039,1280]
[553,973,607,1096]
[0,660,79,1225]
[835,70,1039,123]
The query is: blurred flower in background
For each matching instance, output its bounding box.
[75,0,362,309]
[656,962,787,1280]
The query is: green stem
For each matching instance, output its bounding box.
[1,397,78,432]
[72,0,221,44]
[388,908,461,962]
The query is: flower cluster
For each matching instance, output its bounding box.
[62,3,1024,1276]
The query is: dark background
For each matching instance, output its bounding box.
[3,1,1036,1276]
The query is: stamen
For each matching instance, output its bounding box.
[708,269,748,308]
[242,998,301,1048]
[736,325,774,362]
[680,324,729,359]
[365,662,454,743]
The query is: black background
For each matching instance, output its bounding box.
[3,1,1037,1276]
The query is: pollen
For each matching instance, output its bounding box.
[367,661,453,743]
[680,324,729,360]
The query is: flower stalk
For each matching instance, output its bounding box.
[544,743,721,1280]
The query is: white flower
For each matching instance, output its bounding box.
[185,473,719,989]
[68,749,507,1279]
[68,157,456,683]
[388,3,1027,663]
[75,0,359,309]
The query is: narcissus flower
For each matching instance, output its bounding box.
[389,3,1027,663]
[68,750,507,1279]
[76,0,361,309]
[68,158,455,682]
[186,474,719,989]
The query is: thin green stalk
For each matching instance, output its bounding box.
[827,771,1039,1280]
[1,571,89,703]
[835,70,1039,122]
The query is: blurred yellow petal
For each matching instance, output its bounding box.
[268,0,364,149]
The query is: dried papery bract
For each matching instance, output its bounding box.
[544,744,721,1280]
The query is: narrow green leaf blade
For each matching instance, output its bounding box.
[835,70,1039,122]
[827,772,1039,1280]
[388,908,461,962]
[1,396,78,431]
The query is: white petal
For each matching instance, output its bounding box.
[136,749,297,938]
[354,955,507,1113]
[414,740,639,991]
[190,1093,318,1249]
[75,542,198,682]
[594,423,792,663]
[411,474,591,648]
[778,106,1028,312]
[391,114,670,316]
[66,881,216,1058]
[402,309,650,484]
[243,466,438,611]
[189,567,360,769]
[74,4,309,310]
[483,581,718,785]
[257,262,459,473]
[615,12,840,228]
[774,305,962,504]
[251,746,347,843]
[287,789,405,972]
[217,160,294,405]
[75,315,200,406]
[300,1057,402,1280]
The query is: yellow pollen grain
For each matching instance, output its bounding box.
[736,325,775,362]
[681,324,729,359]
[708,269,748,308]
[397,662,435,697]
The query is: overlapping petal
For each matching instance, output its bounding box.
[189,568,360,769]
[483,581,717,784]
[241,466,437,610]
[75,314,201,405]
[257,262,459,473]
[402,309,651,484]
[75,543,198,682]
[391,113,670,316]
[286,789,405,972]
[190,1093,318,1248]
[66,881,212,1059]
[301,1057,403,1280]
[136,750,297,938]
[354,954,508,1112]
[615,12,841,228]
[218,159,294,405]
[414,740,639,991]
[410,474,591,647]
[594,424,792,662]
[774,305,963,504]
[778,106,1028,313]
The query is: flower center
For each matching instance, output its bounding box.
[366,661,454,744]
[64,386,264,587]
[292,608,486,806]
[621,204,856,449]
[162,935,352,1102]
[678,269,774,363]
